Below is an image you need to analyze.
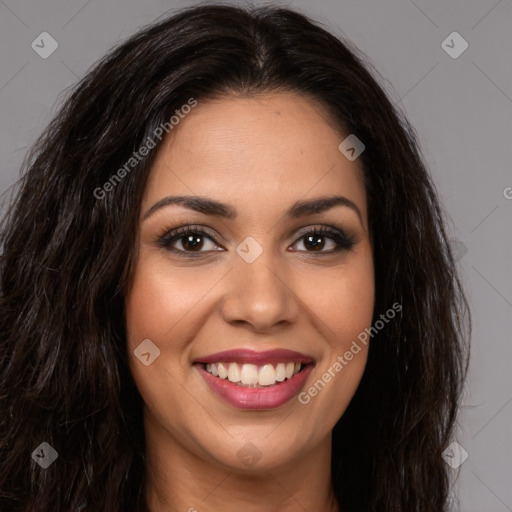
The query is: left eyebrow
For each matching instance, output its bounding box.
[287,195,363,226]
[142,194,364,226]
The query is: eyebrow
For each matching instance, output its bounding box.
[142,194,364,225]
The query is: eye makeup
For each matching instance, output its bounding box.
[154,223,357,257]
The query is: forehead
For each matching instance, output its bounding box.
[143,92,367,225]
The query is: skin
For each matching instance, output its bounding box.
[125,91,375,512]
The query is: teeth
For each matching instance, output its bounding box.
[227,362,241,382]
[259,364,276,386]
[275,363,286,382]
[204,361,304,387]
[240,364,259,385]
[217,362,228,379]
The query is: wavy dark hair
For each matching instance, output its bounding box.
[0,3,470,511]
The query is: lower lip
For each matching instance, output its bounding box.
[195,364,314,410]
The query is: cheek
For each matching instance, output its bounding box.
[293,254,374,417]
[297,259,375,351]
[295,269,373,432]
[124,260,199,432]
[124,260,190,400]
[125,257,217,347]
[124,255,228,408]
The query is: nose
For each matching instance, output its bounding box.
[220,251,300,333]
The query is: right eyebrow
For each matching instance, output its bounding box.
[142,195,236,221]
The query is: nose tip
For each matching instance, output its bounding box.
[220,257,299,331]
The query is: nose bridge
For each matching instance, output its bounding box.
[220,242,299,330]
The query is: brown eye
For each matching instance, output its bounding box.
[291,227,356,253]
[180,233,206,251]
[157,226,222,255]
[303,233,328,251]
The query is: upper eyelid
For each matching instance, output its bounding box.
[159,224,353,249]
[162,223,346,238]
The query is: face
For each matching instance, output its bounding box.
[126,91,374,472]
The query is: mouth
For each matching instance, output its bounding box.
[193,348,315,409]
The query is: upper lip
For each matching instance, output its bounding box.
[193,348,315,365]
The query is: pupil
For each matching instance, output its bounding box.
[305,235,324,251]
[184,234,203,251]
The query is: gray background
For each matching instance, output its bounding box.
[0,1,511,510]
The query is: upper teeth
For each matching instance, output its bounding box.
[205,362,303,387]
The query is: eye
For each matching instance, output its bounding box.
[156,224,356,257]
[157,225,222,255]
[290,226,356,253]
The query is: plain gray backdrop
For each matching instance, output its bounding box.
[0,1,511,511]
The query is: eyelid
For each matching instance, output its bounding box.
[292,223,353,239]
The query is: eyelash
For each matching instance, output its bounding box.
[156,224,356,257]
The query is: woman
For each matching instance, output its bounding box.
[0,4,470,511]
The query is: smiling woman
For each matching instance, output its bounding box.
[0,4,470,512]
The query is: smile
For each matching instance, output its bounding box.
[193,348,315,409]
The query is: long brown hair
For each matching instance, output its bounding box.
[0,4,470,511]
